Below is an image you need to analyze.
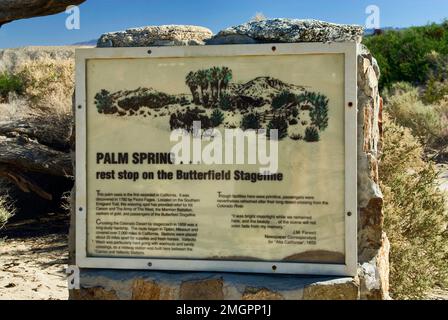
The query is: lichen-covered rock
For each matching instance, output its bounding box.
[97,25,213,48]
[72,287,119,300]
[208,19,364,45]
[131,279,175,300]
[179,278,224,300]
[242,287,285,300]
[0,0,85,26]
[303,278,359,300]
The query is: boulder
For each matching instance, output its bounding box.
[208,18,363,45]
[0,0,85,26]
[97,25,213,47]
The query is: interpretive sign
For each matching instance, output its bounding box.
[75,43,358,276]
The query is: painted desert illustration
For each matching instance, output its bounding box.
[94,66,330,142]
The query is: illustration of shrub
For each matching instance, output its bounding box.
[290,133,303,141]
[117,91,176,111]
[272,90,297,110]
[210,109,224,127]
[292,106,300,118]
[170,109,212,131]
[298,91,329,131]
[219,92,233,110]
[94,89,115,114]
[241,112,261,130]
[309,94,329,131]
[304,126,320,142]
[289,118,299,125]
[267,116,289,140]
[178,96,190,106]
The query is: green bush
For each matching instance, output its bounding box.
[210,109,224,127]
[304,126,320,142]
[380,115,448,299]
[0,72,24,103]
[422,79,448,104]
[363,22,448,89]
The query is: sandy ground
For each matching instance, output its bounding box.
[0,216,69,300]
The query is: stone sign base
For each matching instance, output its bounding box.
[71,272,359,300]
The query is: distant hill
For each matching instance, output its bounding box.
[71,39,97,46]
[364,27,405,36]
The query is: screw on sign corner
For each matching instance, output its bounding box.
[271,46,277,52]
[147,49,152,55]
[272,265,277,271]
[348,102,354,108]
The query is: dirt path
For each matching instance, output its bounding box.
[0,215,69,300]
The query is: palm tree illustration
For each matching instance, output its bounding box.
[196,69,210,105]
[209,67,221,102]
[186,71,200,104]
[219,67,233,98]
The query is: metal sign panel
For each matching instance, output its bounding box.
[75,43,358,276]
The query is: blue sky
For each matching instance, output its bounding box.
[1,0,447,48]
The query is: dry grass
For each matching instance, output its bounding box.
[383,82,448,150]
[380,114,448,299]
[0,196,14,229]
[0,52,75,149]
[16,58,74,116]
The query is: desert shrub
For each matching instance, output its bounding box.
[0,72,24,103]
[0,196,14,230]
[304,126,320,142]
[16,58,74,114]
[422,79,448,104]
[272,90,297,109]
[210,109,224,127]
[241,112,261,130]
[380,115,448,299]
[425,51,448,82]
[384,83,444,147]
[267,116,288,140]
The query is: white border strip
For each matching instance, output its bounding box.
[75,43,358,276]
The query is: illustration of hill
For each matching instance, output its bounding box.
[94,66,329,142]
